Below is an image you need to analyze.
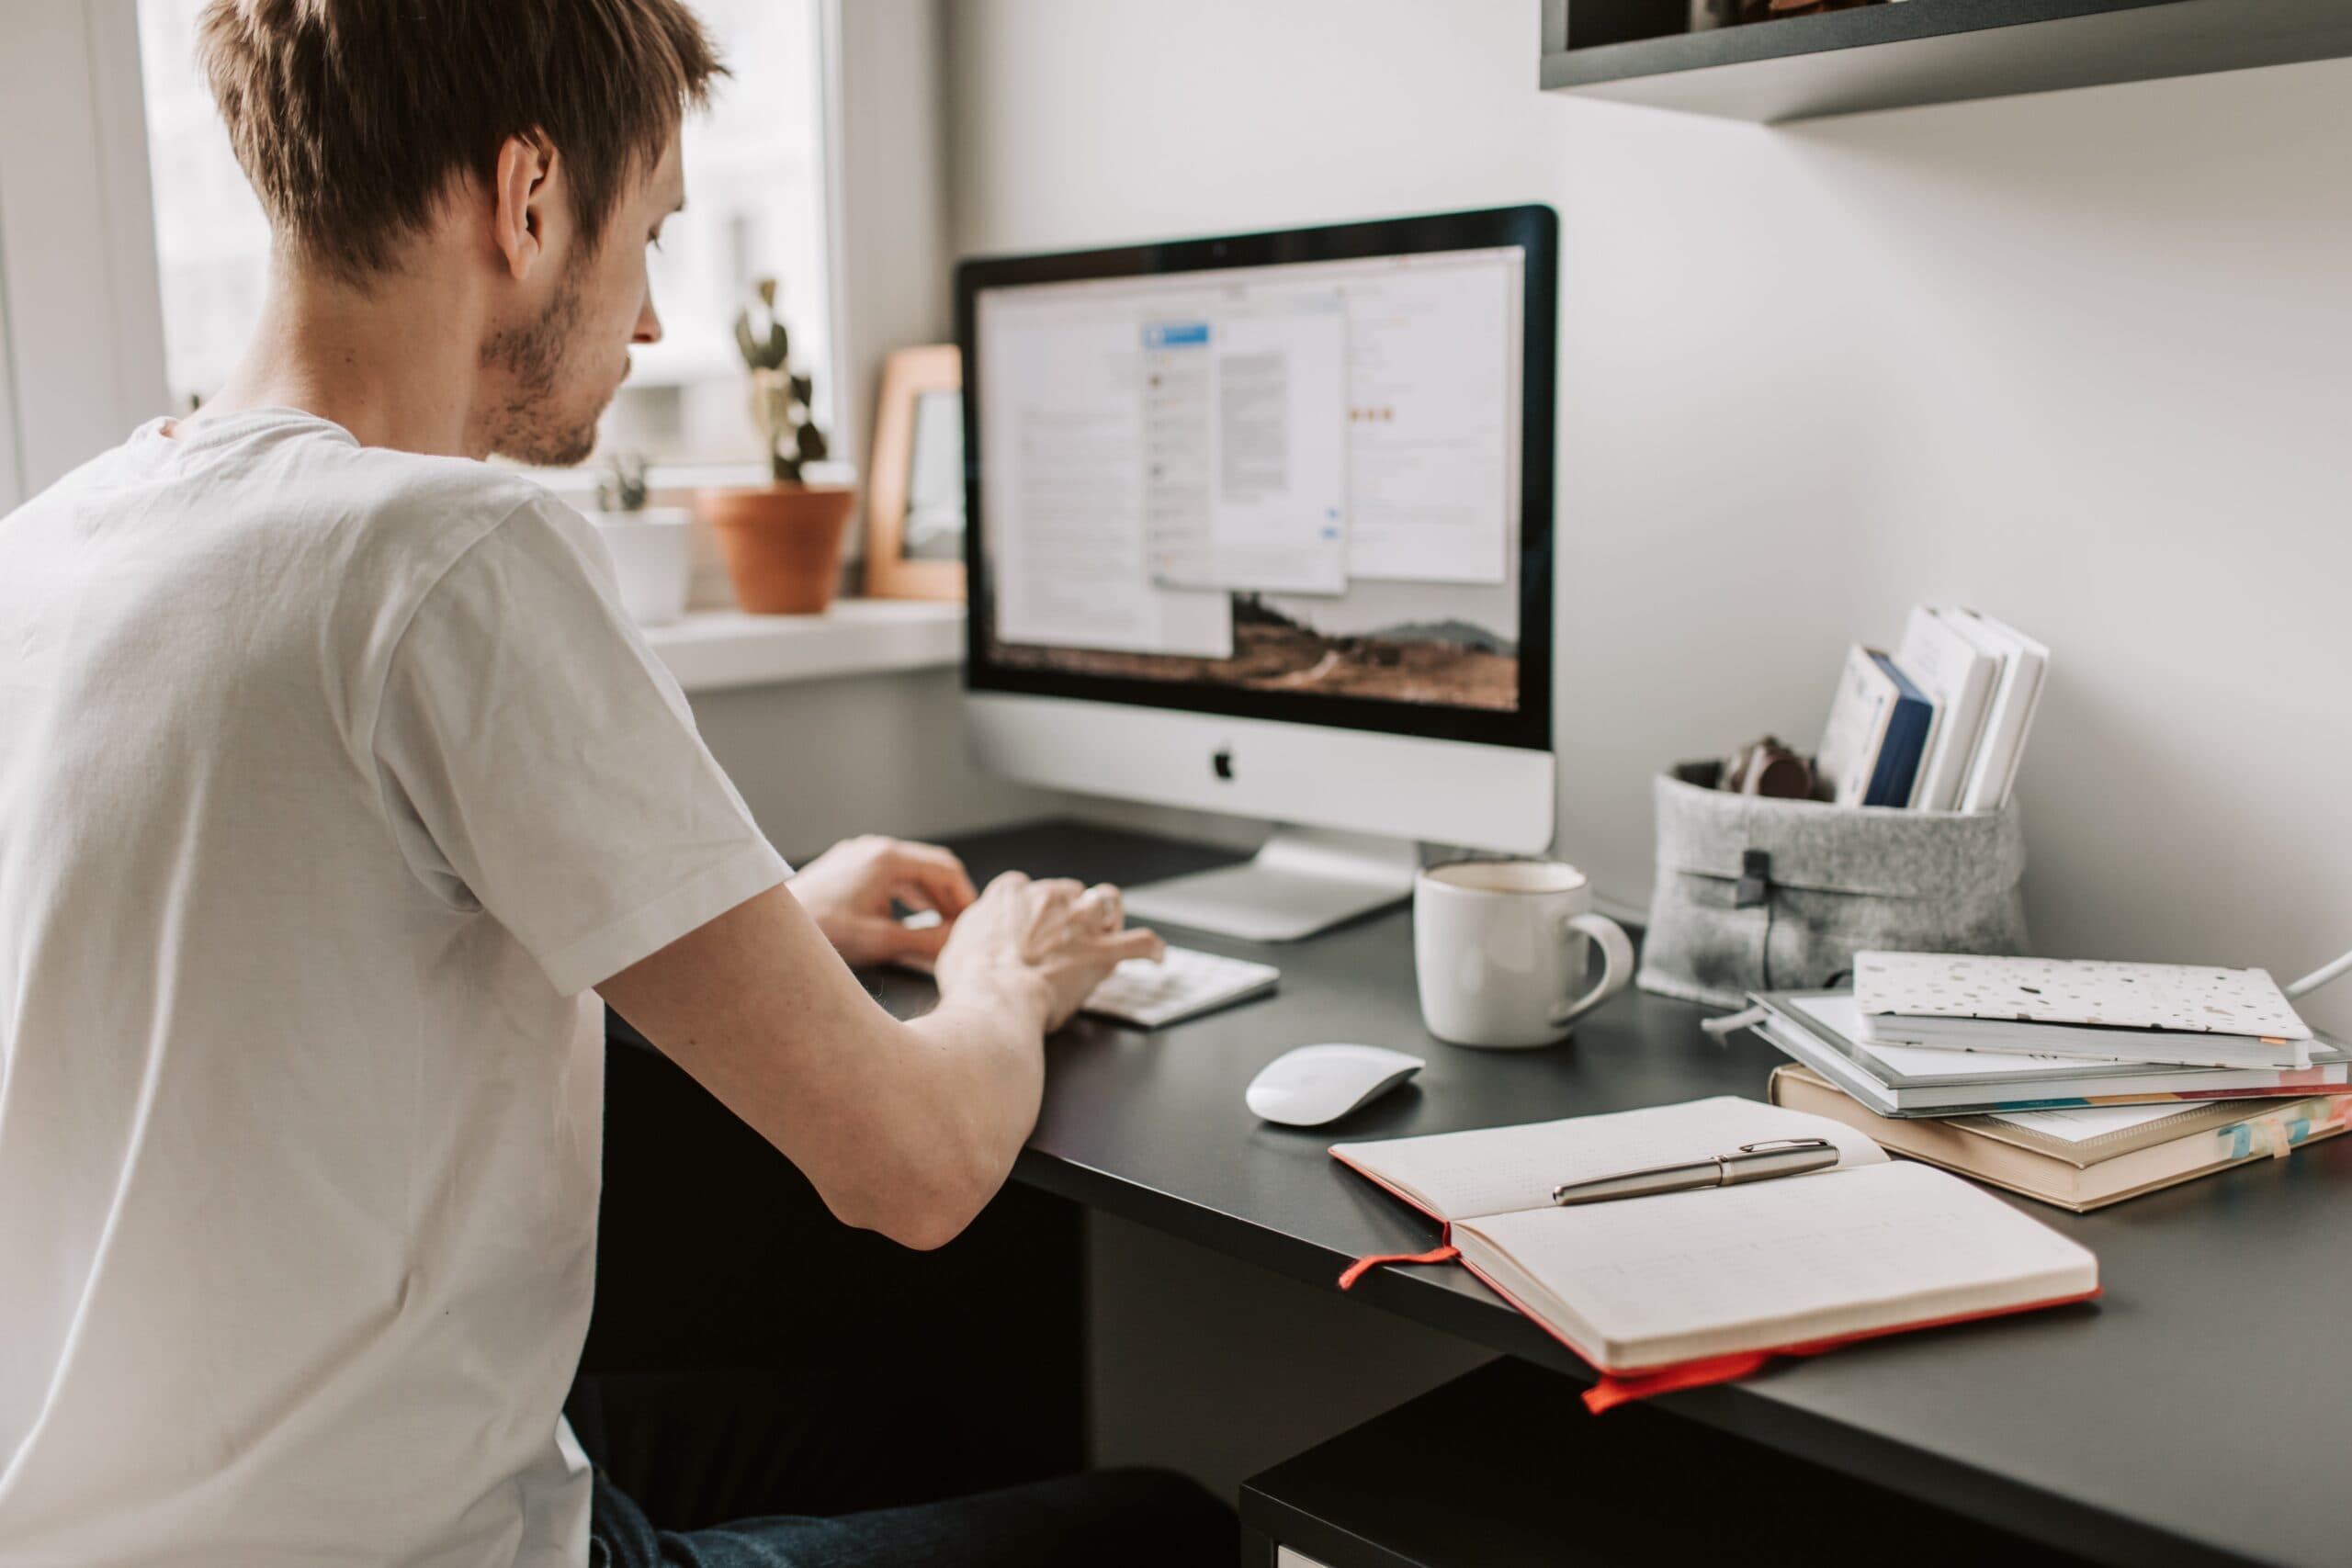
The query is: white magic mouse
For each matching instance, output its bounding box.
[1246,1043,1427,1128]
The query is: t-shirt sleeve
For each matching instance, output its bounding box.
[371,497,789,996]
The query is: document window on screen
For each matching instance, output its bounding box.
[977,247,1525,713]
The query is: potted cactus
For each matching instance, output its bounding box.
[698,277,855,615]
[585,450,692,626]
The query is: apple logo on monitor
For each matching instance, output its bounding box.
[1213,745,1235,782]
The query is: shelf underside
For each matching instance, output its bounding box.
[1544,0,2352,122]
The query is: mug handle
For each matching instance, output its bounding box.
[1550,911,1635,1028]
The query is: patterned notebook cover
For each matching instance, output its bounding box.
[1854,952,2311,1041]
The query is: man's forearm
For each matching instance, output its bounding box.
[598,883,1048,1252]
[600,875,1124,1253]
[876,974,1054,1247]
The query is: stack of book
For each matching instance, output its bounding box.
[1816,605,2045,811]
[1747,953,2351,1211]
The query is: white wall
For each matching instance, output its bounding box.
[689,667,1055,857]
[945,0,2352,1035]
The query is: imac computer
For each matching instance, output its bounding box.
[956,206,1557,942]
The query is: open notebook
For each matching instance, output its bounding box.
[1332,1098,2098,1411]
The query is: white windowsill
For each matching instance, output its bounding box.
[518,458,858,501]
[642,600,966,694]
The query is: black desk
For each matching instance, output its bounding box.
[869,820,2352,1568]
[1239,1358,2085,1568]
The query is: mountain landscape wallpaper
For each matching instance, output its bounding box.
[994,593,1519,709]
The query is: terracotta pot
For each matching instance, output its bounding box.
[699,484,856,615]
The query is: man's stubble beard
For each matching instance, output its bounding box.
[478,262,610,468]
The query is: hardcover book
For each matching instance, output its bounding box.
[1749,990,2346,1117]
[1815,644,1935,808]
[1770,1064,2352,1212]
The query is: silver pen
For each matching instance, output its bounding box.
[1549,1137,1841,1207]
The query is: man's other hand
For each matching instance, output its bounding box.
[787,836,978,968]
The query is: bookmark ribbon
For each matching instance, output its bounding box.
[1701,1005,1769,1039]
[1584,1353,1777,1415]
[1336,1244,1459,1291]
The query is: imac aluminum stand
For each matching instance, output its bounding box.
[1121,826,1420,942]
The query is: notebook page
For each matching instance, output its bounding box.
[1457,1161,2097,1371]
[1329,1097,1885,1223]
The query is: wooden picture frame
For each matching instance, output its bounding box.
[862,344,966,601]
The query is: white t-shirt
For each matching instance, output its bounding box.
[0,410,789,1565]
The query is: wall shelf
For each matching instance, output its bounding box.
[1542,0,2352,123]
[642,600,965,694]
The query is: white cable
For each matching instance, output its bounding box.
[2286,944,2352,1001]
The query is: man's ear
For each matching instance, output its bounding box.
[489,131,560,282]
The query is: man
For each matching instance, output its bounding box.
[0,3,1232,1564]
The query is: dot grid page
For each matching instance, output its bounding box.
[1459,1161,2095,1360]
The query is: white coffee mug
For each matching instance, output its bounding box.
[1413,859,1635,1049]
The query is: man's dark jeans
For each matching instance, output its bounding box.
[567,1368,1237,1568]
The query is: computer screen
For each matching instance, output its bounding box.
[959,207,1555,750]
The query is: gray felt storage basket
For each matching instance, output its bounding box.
[1638,764,2030,1010]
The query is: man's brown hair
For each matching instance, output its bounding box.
[196,0,724,284]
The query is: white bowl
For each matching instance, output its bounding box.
[588,508,693,626]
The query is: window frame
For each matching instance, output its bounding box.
[0,0,170,507]
[0,233,22,511]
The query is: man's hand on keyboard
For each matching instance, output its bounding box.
[936,874,1165,1032]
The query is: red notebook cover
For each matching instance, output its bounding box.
[1329,1147,2100,1414]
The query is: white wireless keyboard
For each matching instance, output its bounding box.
[1084,945,1281,1030]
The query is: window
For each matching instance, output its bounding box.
[135,0,268,422]
[134,0,835,471]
